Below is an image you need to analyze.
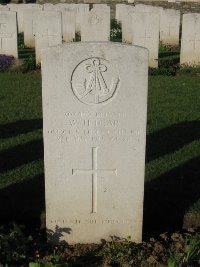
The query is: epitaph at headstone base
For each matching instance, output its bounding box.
[42,42,148,244]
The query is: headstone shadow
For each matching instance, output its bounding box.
[0,118,42,139]
[0,173,45,227]
[146,120,200,162]
[143,156,200,237]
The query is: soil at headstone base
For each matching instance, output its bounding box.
[28,228,200,267]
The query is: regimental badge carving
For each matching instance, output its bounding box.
[88,13,102,25]
[71,57,119,105]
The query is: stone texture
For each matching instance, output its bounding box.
[0,11,18,58]
[180,13,200,66]
[8,3,42,33]
[56,4,76,42]
[160,8,180,46]
[42,42,148,244]
[0,5,9,11]
[75,4,89,33]
[132,12,159,68]
[7,3,25,33]
[35,11,62,64]
[135,3,162,13]
[116,4,135,44]
[43,3,55,11]
[81,6,110,41]
[23,6,43,48]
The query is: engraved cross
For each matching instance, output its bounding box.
[72,147,117,213]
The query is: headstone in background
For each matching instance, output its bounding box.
[135,4,162,14]
[160,8,180,46]
[0,5,9,11]
[42,42,148,244]
[23,6,43,48]
[115,4,124,23]
[93,4,110,38]
[56,4,76,43]
[180,13,200,66]
[43,3,55,11]
[0,11,18,58]
[35,11,62,64]
[81,6,110,41]
[119,5,135,44]
[75,4,89,34]
[132,12,159,68]
[7,3,25,33]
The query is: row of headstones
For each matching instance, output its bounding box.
[0,3,109,62]
[117,4,200,67]
[0,3,200,67]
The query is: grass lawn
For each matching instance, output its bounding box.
[0,73,200,237]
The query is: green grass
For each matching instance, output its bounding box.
[0,73,200,234]
[18,33,35,60]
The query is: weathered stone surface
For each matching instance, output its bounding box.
[132,12,159,68]
[42,42,148,244]
[7,3,25,33]
[56,4,76,42]
[180,13,200,66]
[75,4,89,33]
[43,3,55,11]
[0,11,18,58]
[35,11,62,64]
[116,4,135,43]
[135,3,162,13]
[0,5,9,11]
[81,6,110,41]
[160,8,180,46]
[23,6,43,48]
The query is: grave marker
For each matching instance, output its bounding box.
[180,13,200,66]
[35,11,62,64]
[56,4,76,42]
[23,6,43,48]
[75,4,89,34]
[42,42,148,244]
[81,7,110,41]
[0,11,18,58]
[160,8,180,46]
[132,12,159,68]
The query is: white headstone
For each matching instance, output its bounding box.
[0,11,18,58]
[180,13,200,66]
[75,4,89,34]
[135,4,162,14]
[0,5,9,11]
[35,11,62,64]
[43,3,55,11]
[117,4,135,44]
[56,4,76,43]
[132,12,159,68]
[7,4,25,33]
[81,7,110,41]
[160,8,180,46]
[42,42,148,244]
[23,6,43,48]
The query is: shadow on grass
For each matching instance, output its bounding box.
[143,156,200,238]
[146,120,200,162]
[0,119,42,139]
[0,139,43,173]
[0,173,45,227]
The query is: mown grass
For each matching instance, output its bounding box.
[0,73,199,236]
